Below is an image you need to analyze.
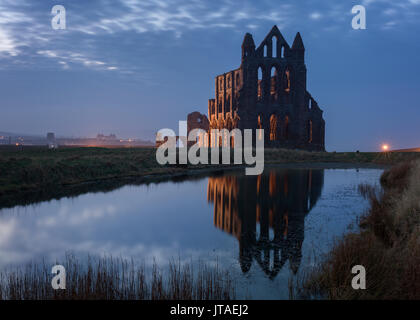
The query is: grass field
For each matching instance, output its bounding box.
[1,145,420,208]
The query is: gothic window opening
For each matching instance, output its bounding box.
[284,116,290,140]
[264,45,268,57]
[284,68,291,93]
[270,114,277,141]
[272,36,278,58]
[225,96,231,113]
[257,115,263,141]
[280,46,285,58]
[308,120,313,143]
[270,66,277,100]
[257,67,263,101]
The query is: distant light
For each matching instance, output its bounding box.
[382,144,390,152]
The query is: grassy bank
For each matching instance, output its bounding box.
[1,146,420,208]
[0,254,235,300]
[298,160,420,299]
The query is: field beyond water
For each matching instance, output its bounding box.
[1,145,420,208]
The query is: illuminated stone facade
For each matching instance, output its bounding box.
[189,25,325,151]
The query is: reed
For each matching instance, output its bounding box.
[297,160,420,299]
[0,254,235,300]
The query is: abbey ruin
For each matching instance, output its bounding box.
[188,26,325,151]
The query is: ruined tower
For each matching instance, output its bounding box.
[201,26,325,151]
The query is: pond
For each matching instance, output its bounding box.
[0,166,382,299]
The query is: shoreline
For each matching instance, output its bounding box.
[0,161,386,210]
[64,161,390,186]
[297,160,420,299]
[1,147,418,209]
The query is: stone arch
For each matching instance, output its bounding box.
[282,65,294,104]
[283,66,292,94]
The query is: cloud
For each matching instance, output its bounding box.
[0,1,35,57]
[382,20,398,29]
[0,0,419,73]
[71,0,295,36]
[36,50,117,71]
[383,8,398,15]
[0,29,19,56]
[309,12,323,20]
[0,0,296,74]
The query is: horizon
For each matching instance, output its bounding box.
[1,0,419,152]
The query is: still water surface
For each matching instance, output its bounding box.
[0,167,382,299]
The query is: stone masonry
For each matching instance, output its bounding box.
[187,25,325,151]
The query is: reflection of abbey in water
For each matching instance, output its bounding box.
[207,169,324,279]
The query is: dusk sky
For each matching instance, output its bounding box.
[0,0,419,151]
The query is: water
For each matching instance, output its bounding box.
[0,167,382,299]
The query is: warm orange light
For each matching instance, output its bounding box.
[382,144,390,152]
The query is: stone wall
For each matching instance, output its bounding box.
[205,26,325,151]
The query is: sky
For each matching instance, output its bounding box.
[0,0,419,151]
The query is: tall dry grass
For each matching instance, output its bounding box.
[298,160,420,299]
[0,254,235,300]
